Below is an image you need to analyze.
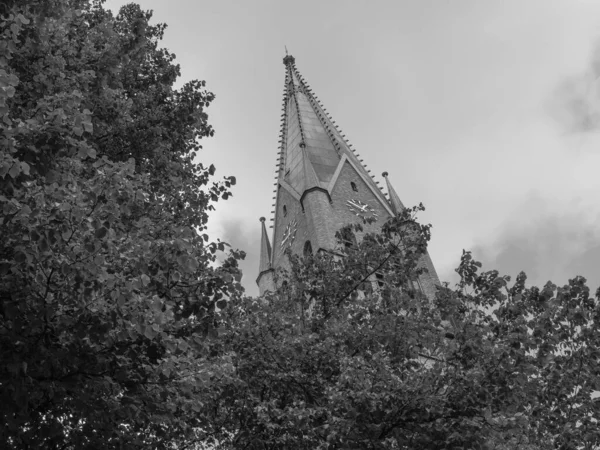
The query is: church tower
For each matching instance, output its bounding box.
[257,54,440,298]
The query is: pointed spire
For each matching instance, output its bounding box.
[382,172,405,215]
[261,55,440,299]
[276,54,387,207]
[258,217,272,274]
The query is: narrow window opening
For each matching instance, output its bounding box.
[303,240,313,257]
[283,205,287,217]
[281,280,290,298]
[351,181,358,192]
[375,272,385,288]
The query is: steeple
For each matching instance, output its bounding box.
[382,171,405,215]
[257,54,440,299]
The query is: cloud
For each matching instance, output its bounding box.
[469,209,600,293]
[548,40,600,135]
[218,217,260,296]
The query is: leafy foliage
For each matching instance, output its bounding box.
[0,1,243,448]
[203,208,600,449]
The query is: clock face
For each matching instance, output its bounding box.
[346,199,378,218]
[280,219,298,253]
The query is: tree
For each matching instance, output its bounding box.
[204,207,600,449]
[0,1,243,448]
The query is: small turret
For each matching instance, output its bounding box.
[256,217,275,294]
[382,171,405,215]
[382,172,440,299]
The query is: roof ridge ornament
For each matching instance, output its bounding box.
[283,49,295,66]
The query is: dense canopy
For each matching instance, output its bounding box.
[1,0,242,447]
[205,213,600,449]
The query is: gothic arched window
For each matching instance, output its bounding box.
[303,240,313,257]
[351,181,358,192]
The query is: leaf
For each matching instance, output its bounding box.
[45,170,59,184]
[141,274,150,287]
[144,326,157,340]
[7,74,19,87]
[95,227,108,239]
[483,407,492,424]
[216,299,227,310]
[8,164,20,179]
[14,251,26,263]
[186,256,199,273]
[178,255,198,274]
[17,205,31,218]
[17,14,30,25]
[83,117,93,132]
[35,272,45,284]
[39,238,49,252]
[165,340,177,353]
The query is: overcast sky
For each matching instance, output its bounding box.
[105,0,600,297]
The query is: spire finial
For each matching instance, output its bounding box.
[259,216,266,223]
[283,50,295,66]
[382,171,389,177]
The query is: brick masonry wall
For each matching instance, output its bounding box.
[417,251,440,301]
[272,186,305,272]
[302,189,338,250]
[397,221,441,301]
[269,160,440,300]
[257,269,275,295]
[329,161,393,237]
